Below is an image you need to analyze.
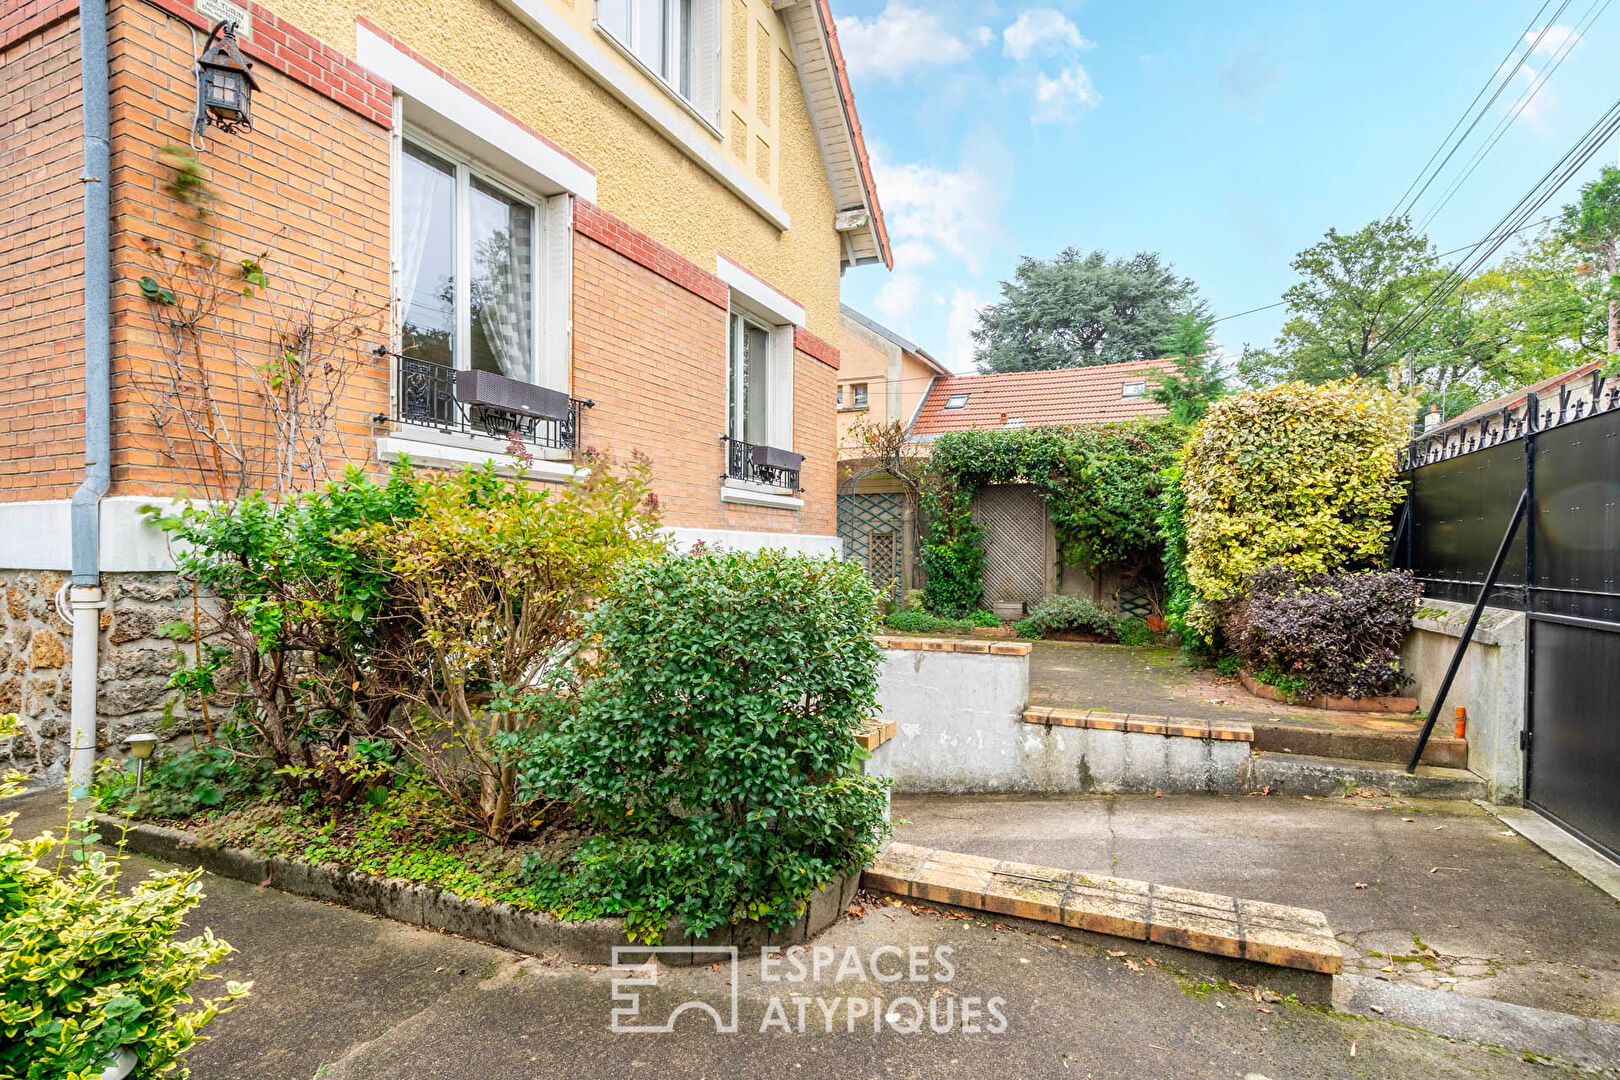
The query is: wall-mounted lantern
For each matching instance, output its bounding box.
[195,20,258,139]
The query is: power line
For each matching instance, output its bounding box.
[1389,0,1569,222]
[1416,0,1609,234]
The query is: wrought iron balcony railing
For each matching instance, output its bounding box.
[387,350,589,452]
[722,434,803,493]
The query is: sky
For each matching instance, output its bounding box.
[833,0,1620,373]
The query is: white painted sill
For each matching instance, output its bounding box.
[376,434,586,483]
[720,478,803,510]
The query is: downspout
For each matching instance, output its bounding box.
[67,0,112,798]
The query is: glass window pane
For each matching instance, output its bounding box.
[468,177,536,382]
[744,322,769,444]
[599,0,629,41]
[634,0,666,75]
[398,142,456,368]
[677,0,692,97]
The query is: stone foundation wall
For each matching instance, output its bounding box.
[0,569,193,781]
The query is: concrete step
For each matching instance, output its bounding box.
[1250,723,1466,769]
[1239,752,1487,801]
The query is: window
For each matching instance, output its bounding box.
[944,393,970,410]
[728,310,772,446]
[852,383,868,409]
[598,0,695,100]
[1122,380,1147,399]
[836,385,842,407]
[398,138,540,384]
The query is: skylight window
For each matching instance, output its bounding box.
[1122,380,1147,399]
[944,393,970,410]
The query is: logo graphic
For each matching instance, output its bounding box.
[610,946,739,1034]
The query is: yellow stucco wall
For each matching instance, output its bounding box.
[837,316,942,455]
[271,0,843,338]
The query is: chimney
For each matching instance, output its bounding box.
[1423,404,1442,432]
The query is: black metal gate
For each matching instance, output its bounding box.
[1398,374,1620,860]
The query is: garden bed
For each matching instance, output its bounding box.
[97,812,860,963]
[1238,669,1417,714]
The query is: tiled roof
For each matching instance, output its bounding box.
[911,359,1175,436]
[1449,359,1605,426]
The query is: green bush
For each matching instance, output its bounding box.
[1214,655,1241,677]
[1179,381,1409,621]
[967,609,1001,628]
[882,609,998,634]
[516,550,892,939]
[1116,618,1154,646]
[1013,595,1122,640]
[93,734,276,822]
[0,715,249,1078]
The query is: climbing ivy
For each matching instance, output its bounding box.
[920,419,1186,616]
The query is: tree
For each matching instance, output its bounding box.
[1239,218,1442,386]
[1557,164,1620,357]
[972,248,1203,373]
[1150,312,1226,424]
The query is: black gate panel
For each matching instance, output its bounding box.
[1407,440,1526,606]
[1531,407,1620,623]
[1526,618,1620,861]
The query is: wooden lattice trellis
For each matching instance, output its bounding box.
[837,492,904,598]
[973,484,1046,605]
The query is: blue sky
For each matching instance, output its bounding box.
[833,0,1620,372]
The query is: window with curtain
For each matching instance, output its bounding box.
[728,310,771,446]
[396,137,539,384]
[597,0,695,100]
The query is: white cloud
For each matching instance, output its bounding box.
[871,149,1000,275]
[973,25,994,47]
[1525,24,1582,57]
[837,3,975,81]
[875,272,922,322]
[1031,64,1100,123]
[946,289,988,372]
[1003,9,1094,62]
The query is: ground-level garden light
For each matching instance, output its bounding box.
[124,732,159,794]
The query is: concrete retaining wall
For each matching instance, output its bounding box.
[871,645,1249,795]
[1401,599,1525,804]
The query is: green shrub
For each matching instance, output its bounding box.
[1214,655,1241,678]
[1013,595,1122,640]
[968,609,1001,628]
[920,488,984,617]
[1179,381,1409,620]
[883,609,997,634]
[516,550,892,939]
[1116,618,1154,646]
[0,714,249,1077]
[902,589,927,612]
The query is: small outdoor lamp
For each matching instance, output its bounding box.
[123,733,160,794]
[195,20,258,139]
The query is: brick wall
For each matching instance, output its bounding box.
[104,0,393,501]
[0,10,86,502]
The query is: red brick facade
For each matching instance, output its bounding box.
[3,0,840,544]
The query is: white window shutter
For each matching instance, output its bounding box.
[769,326,794,451]
[691,0,721,125]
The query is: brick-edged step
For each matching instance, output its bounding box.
[1023,707,1253,742]
[864,842,1341,977]
[1250,723,1466,769]
[1239,752,1487,800]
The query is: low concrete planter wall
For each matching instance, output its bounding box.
[1237,670,1417,714]
[96,815,859,965]
[870,641,1253,795]
[1401,600,1525,803]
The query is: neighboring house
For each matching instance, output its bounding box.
[909,358,1174,440]
[835,305,949,457]
[1413,360,1612,462]
[0,0,888,778]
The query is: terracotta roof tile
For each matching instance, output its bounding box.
[1449,359,1605,426]
[911,360,1175,436]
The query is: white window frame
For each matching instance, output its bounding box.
[1122,380,1147,399]
[944,393,970,410]
[392,124,573,397]
[596,0,701,108]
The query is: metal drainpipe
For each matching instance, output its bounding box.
[67,0,112,799]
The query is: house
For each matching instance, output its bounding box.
[1412,360,1612,463]
[836,305,949,458]
[0,0,889,781]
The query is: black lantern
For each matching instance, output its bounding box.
[195,21,258,137]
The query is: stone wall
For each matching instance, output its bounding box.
[0,569,191,780]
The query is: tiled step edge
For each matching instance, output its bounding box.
[1023,707,1254,743]
[863,842,1340,975]
[876,636,1032,656]
[855,718,897,751]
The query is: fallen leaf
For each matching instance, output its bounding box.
[711,963,720,972]
[847,904,866,919]
[1258,1006,1274,1013]
[1353,882,1369,889]
[1143,957,1158,968]
[1302,795,1313,800]
[1402,817,1415,823]
[1108,950,1127,957]
[1048,934,1062,941]
[1154,791,1164,798]
[1126,959,1142,973]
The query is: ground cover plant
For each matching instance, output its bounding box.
[1013,595,1121,640]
